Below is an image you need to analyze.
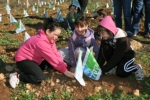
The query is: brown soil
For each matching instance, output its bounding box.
[0,1,148,100]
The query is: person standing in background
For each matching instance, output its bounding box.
[66,5,78,31]
[132,0,150,38]
[113,0,133,37]
[77,0,89,16]
[71,0,89,16]
[131,0,145,20]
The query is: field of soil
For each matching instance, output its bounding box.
[0,0,149,100]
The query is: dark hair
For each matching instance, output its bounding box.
[68,5,76,10]
[43,17,61,32]
[97,25,113,36]
[97,9,107,16]
[74,16,88,27]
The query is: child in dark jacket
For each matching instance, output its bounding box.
[59,16,99,72]
[66,5,78,31]
[97,16,144,80]
[94,9,107,41]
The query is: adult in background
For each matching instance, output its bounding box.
[131,0,145,20]
[132,0,150,38]
[78,0,89,16]
[113,0,133,37]
[66,5,78,31]
[71,0,89,16]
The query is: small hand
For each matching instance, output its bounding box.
[64,70,74,78]
[93,52,95,56]
[70,67,76,73]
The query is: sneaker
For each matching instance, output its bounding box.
[135,64,144,80]
[105,68,116,75]
[9,72,20,88]
[144,35,150,38]
[133,34,137,37]
[142,16,145,21]
[126,31,133,37]
[133,32,138,37]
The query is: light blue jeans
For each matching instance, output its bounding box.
[113,0,133,36]
[132,0,150,36]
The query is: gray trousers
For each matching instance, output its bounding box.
[59,47,86,65]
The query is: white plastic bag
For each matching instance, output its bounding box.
[75,49,86,86]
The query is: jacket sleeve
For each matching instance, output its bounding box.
[36,41,67,73]
[68,38,76,67]
[102,38,128,73]
[97,40,105,67]
[91,38,99,59]
[51,43,64,62]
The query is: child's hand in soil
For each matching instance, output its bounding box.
[70,67,76,73]
[64,70,74,78]
[93,52,95,56]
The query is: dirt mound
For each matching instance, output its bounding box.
[10,69,142,100]
[0,0,148,99]
[131,39,143,50]
[0,74,12,100]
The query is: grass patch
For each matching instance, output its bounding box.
[41,93,59,100]
[0,0,149,99]
[10,83,35,100]
[61,90,73,100]
[0,33,21,48]
[86,89,150,100]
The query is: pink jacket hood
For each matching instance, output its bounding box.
[99,16,118,35]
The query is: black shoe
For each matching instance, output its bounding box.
[144,35,150,38]
[127,33,133,37]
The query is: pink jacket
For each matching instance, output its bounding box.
[15,29,67,73]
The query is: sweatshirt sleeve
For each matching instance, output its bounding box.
[68,38,76,67]
[102,38,128,73]
[36,41,67,73]
[97,40,106,68]
[51,43,64,62]
[91,38,99,59]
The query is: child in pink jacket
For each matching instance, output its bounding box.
[9,18,74,89]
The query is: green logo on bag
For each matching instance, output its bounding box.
[83,48,102,80]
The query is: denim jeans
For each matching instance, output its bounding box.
[113,0,133,35]
[77,0,89,16]
[132,0,150,35]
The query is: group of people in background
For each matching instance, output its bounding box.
[67,0,150,38]
[9,0,145,89]
[113,0,150,38]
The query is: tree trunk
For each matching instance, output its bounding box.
[26,0,29,8]
[7,0,9,5]
[38,0,40,5]
[89,0,91,3]
[17,0,19,5]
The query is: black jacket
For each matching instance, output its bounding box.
[97,28,135,73]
